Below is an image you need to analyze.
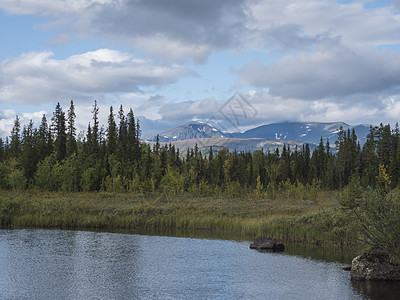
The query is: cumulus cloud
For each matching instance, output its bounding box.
[248,0,400,48]
[238,0,400,100]
[158,97,219,121]
[137,90,400,133]
[2,0,400,134]
[0,0,248,63]
[89,0,248,62]
[238,44,400,100]
[0,48,193,104]
[3,89,400,139]
[2,0,400,64]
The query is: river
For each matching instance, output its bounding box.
[0,229,399,299]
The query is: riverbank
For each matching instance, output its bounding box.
[0,190,355,244]
[0,190,361,249]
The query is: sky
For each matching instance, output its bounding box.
[1,0,400,137]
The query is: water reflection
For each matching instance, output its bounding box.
[284,242,360,264]
[351,280,400,300]
[108,227,361,263]
[0,229,397,299]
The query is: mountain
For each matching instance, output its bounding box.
[233,122,371,146]
[147,137,313,156]
[143,121,372,154]
[143,121,230,143]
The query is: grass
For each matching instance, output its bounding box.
[0,189,360,251]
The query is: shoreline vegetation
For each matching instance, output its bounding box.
[0,189,360,249]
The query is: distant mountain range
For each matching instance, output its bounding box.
[231,122,371,146]
[143,121,372,154]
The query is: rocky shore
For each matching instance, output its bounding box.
[351,248,400,281]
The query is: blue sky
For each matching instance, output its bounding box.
[1,0,400,137]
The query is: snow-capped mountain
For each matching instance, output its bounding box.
[145,121,371,146]
[143,121,372,154]
[143,121,230,143]
[232,122,371,146]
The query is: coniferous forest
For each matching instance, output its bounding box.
[0,100,399,195]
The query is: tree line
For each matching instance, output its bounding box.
[0,101,399,196]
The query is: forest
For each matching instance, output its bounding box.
[0,100,399,196]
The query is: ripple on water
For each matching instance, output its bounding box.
[0,229,392,299]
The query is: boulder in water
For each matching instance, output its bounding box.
[250,238,284,252]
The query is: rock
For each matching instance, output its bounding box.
[250,238,284,252]
[351,248,400,281]
[342,265,352,271]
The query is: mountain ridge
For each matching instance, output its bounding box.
[144,121,372,147]
[143,121,230,143]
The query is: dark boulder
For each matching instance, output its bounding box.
[250,238,284,252]
[351,248,400,281]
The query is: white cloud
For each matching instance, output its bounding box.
[2,0,400,135]
[3,0,400,64]
[0,49,193,104]
[0,0,113,16]
[248,0,400,48]
[140,90,400,132]
[238,44,400,100]
[0,109,46,138]
[2,89,400,139]
[1,0,248,63]
[133,35,211,64]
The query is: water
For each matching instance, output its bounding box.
[0,229,399,299]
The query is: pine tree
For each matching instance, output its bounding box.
[91,100,100,153]
[117,105,128,167]
[0,139,4,162]
[9,115,22,160]
[304,144,311,184]
[51,103,67,161]
[106,106,118,157]
[316,137,326,182]
[21,120,37,181]
[37,114,51,161]
[127,108,140,163]
[376,123,393,167]
[278,144,291,182]
[360,126,378,187]
[66,100,78,156]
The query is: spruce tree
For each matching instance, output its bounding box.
[66,100,78,156]
[37,114,51,161]
[106,106,118,157]
[21,120,37,181]
[91,100,100,153]
[117,105,128,164]
[0,138,4,162]
[51,103,67,161]
[127,108,139,163]
[9,115,22,159]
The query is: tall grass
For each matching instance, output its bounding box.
[0,189,358,248]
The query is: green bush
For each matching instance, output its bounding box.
[355,190,400,262]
